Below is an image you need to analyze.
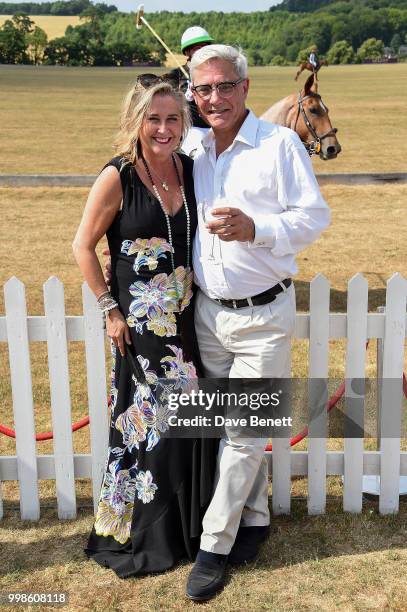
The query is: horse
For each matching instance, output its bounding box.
[294,58,328,81]
[261,73,341,161]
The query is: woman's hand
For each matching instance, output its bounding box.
[106,308,132,357]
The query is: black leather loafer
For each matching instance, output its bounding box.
[186,549,228,601]
[228,525,270,565]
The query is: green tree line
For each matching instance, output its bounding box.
[1,0,407,66]
[0,0,116,16]
[272,0,407,11]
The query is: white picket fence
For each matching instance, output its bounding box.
[0,273,406,521]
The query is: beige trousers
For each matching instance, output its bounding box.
[195,285,296,554]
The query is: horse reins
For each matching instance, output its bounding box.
[294,92,338,156]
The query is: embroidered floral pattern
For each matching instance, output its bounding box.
[169,267,194,312]
[126,267,193,337]
[154,400,175,434]
[128,273,172,318]
[121,237,172,273]
[161,344,197,383]
[115,391,155,452]
[113,355,159,453]
[136,470,158,504]
[112,349,195,454]
[94,458,138,544]
[133,354,158,399]
[95,318,197,545]
[146,312,177,337]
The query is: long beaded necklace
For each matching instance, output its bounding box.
[141,153,191,312]
[149,164,171,192]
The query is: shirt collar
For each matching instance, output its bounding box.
[201,109,259,152]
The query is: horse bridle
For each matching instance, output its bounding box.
[294,92,338,156]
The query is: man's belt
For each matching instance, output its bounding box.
[214,279,292,309]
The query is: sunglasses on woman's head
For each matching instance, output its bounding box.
[136,73,179,89]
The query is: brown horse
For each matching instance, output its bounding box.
[261,73,341,160]
[294,58,328,81]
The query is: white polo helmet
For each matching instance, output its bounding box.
[181,26,213,53]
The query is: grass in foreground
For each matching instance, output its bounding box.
[1,483,406,612]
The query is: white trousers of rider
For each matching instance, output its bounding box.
[195,285,296,554]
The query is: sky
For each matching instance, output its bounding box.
[5,0,281,12]
[112,1,281,12]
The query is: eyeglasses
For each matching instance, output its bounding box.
[136,73,179,90]
[191,78,245,100]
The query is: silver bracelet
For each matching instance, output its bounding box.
[102,301,119,314]
[98,293,118,313]
[101,301,119,330]
[97,291,110,303]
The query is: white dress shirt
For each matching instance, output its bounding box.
[192,110,331,300]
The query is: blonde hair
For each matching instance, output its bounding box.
[114,81,191,166]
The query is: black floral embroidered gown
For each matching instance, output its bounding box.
[85,154,217,578]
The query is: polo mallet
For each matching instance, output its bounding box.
[136,4,189,79]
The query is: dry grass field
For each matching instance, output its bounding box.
[0,15,80,39]
[1,63,407,174]
[1,65,407,611]
[0,501,406,612]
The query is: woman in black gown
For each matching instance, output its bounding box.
[73,77,216,578]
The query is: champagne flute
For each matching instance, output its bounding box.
[201,198,228,261]
[201,199,216,260]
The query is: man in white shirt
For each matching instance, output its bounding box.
[185,44,331,602]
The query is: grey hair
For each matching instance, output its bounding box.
[190,44,248,81]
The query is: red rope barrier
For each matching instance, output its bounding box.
[266,372,407,452]
[265,381,345,452]
[1,374,406,444]
[0,416,90,441]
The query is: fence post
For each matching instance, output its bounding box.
[44,277,77,519]
[362,306,384,496]
[82,283,109,513]
[4,277,40,520]
[379,274,407,513]
[307,274,330,515]
[364,303,407,499]
[376,305,385,448]
[343,274,368,512]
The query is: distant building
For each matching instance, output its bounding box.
[383,47,395,59]
[357,45,398,64]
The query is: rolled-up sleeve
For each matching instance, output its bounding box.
[250,135,331,254]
